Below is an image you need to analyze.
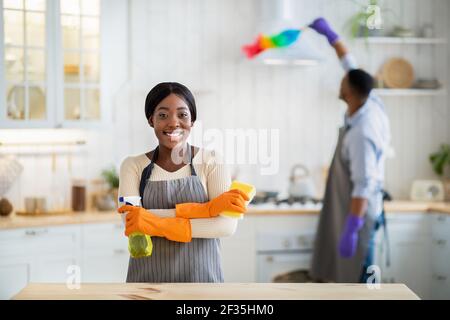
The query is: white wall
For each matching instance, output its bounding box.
[116,0,450,198]
[2,0,450,210]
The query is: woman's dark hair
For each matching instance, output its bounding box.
[145,82,197,122]
[347,69,374,99]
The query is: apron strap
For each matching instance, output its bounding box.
[139,144,198,198]
[189,144,198,176]
[381,190,391,268]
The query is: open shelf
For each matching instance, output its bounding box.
[373,88,447,97]
[355,37,447,44]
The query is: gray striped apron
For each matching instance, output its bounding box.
[126,145,224,283]
[310,126,382,283]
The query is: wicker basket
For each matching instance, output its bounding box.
[381,57,415,89]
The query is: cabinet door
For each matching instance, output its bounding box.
[431,274,450,300]
[82,248,129,282]
[57,0,103,128]
[82,222,126,249]
[0,228,33,257]
[0,256,33,300]
[431,237,450,278]
[1,2,55,128]
[81,222,129,282]
[0,225,81,295]
[431,213,450,299]
[221,217,256,282]
[26,225,81,254]
[379,213,432,299]
[0,226,80,256]
[431,213,450,238]
[33,253,81,283]
[257,251,312,283]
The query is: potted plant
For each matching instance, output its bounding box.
[429,144,450,201]
[101,166,120,206]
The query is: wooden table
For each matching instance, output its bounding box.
[13,283,420,300]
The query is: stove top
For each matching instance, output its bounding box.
[249,196,323,210]
[275,196,322,205]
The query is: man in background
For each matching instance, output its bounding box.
[308,18,391,283]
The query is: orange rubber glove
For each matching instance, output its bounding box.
[118,205,192,243]
[175,189,250,219]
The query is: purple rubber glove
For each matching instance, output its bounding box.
[309,17,339,45]
[339,214,365,258]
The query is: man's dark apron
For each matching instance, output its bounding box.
[310,127,382,283]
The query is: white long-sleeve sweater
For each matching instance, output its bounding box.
[118,148,237,238]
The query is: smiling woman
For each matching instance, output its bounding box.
[118,82,249,283]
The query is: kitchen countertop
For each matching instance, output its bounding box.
[1,201,449,230]
[13,283,419,300]
[0,209,123,230]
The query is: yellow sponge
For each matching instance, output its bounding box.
[220,181,256,219]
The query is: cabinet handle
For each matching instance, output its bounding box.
[282,240,292,249]
[433,239,447,246]
[437,215,446,222]
[297,236,307,246]
[266,256,274,262]
[25,229,48,236]
[433,274,447,281]
[113,249,127,255]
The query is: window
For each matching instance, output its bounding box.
[3,0,47,121]
[1,0,101,126]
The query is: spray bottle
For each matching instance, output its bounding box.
[118,196,153,258]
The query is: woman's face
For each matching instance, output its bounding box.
[149,93,193,150]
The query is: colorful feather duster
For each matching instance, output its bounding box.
[242,29,303,59]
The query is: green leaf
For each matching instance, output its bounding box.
[101,166,120,189]
[429,144,450,176]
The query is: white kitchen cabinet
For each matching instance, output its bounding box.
[374,213,432,299]
[221,215,318,283]
[0,256,33,300]
[0,222,128,296]
[431,213,450,299]
[82,249,128,283]
[34,253,81,283]
[0,228,35,299]
[0,0,105,129]
[431,275,450,300]
[81,222,129,283]
[221,217,257,282]
[0,225,81,299]
[82,222,127,249]
[25,225,82,284]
